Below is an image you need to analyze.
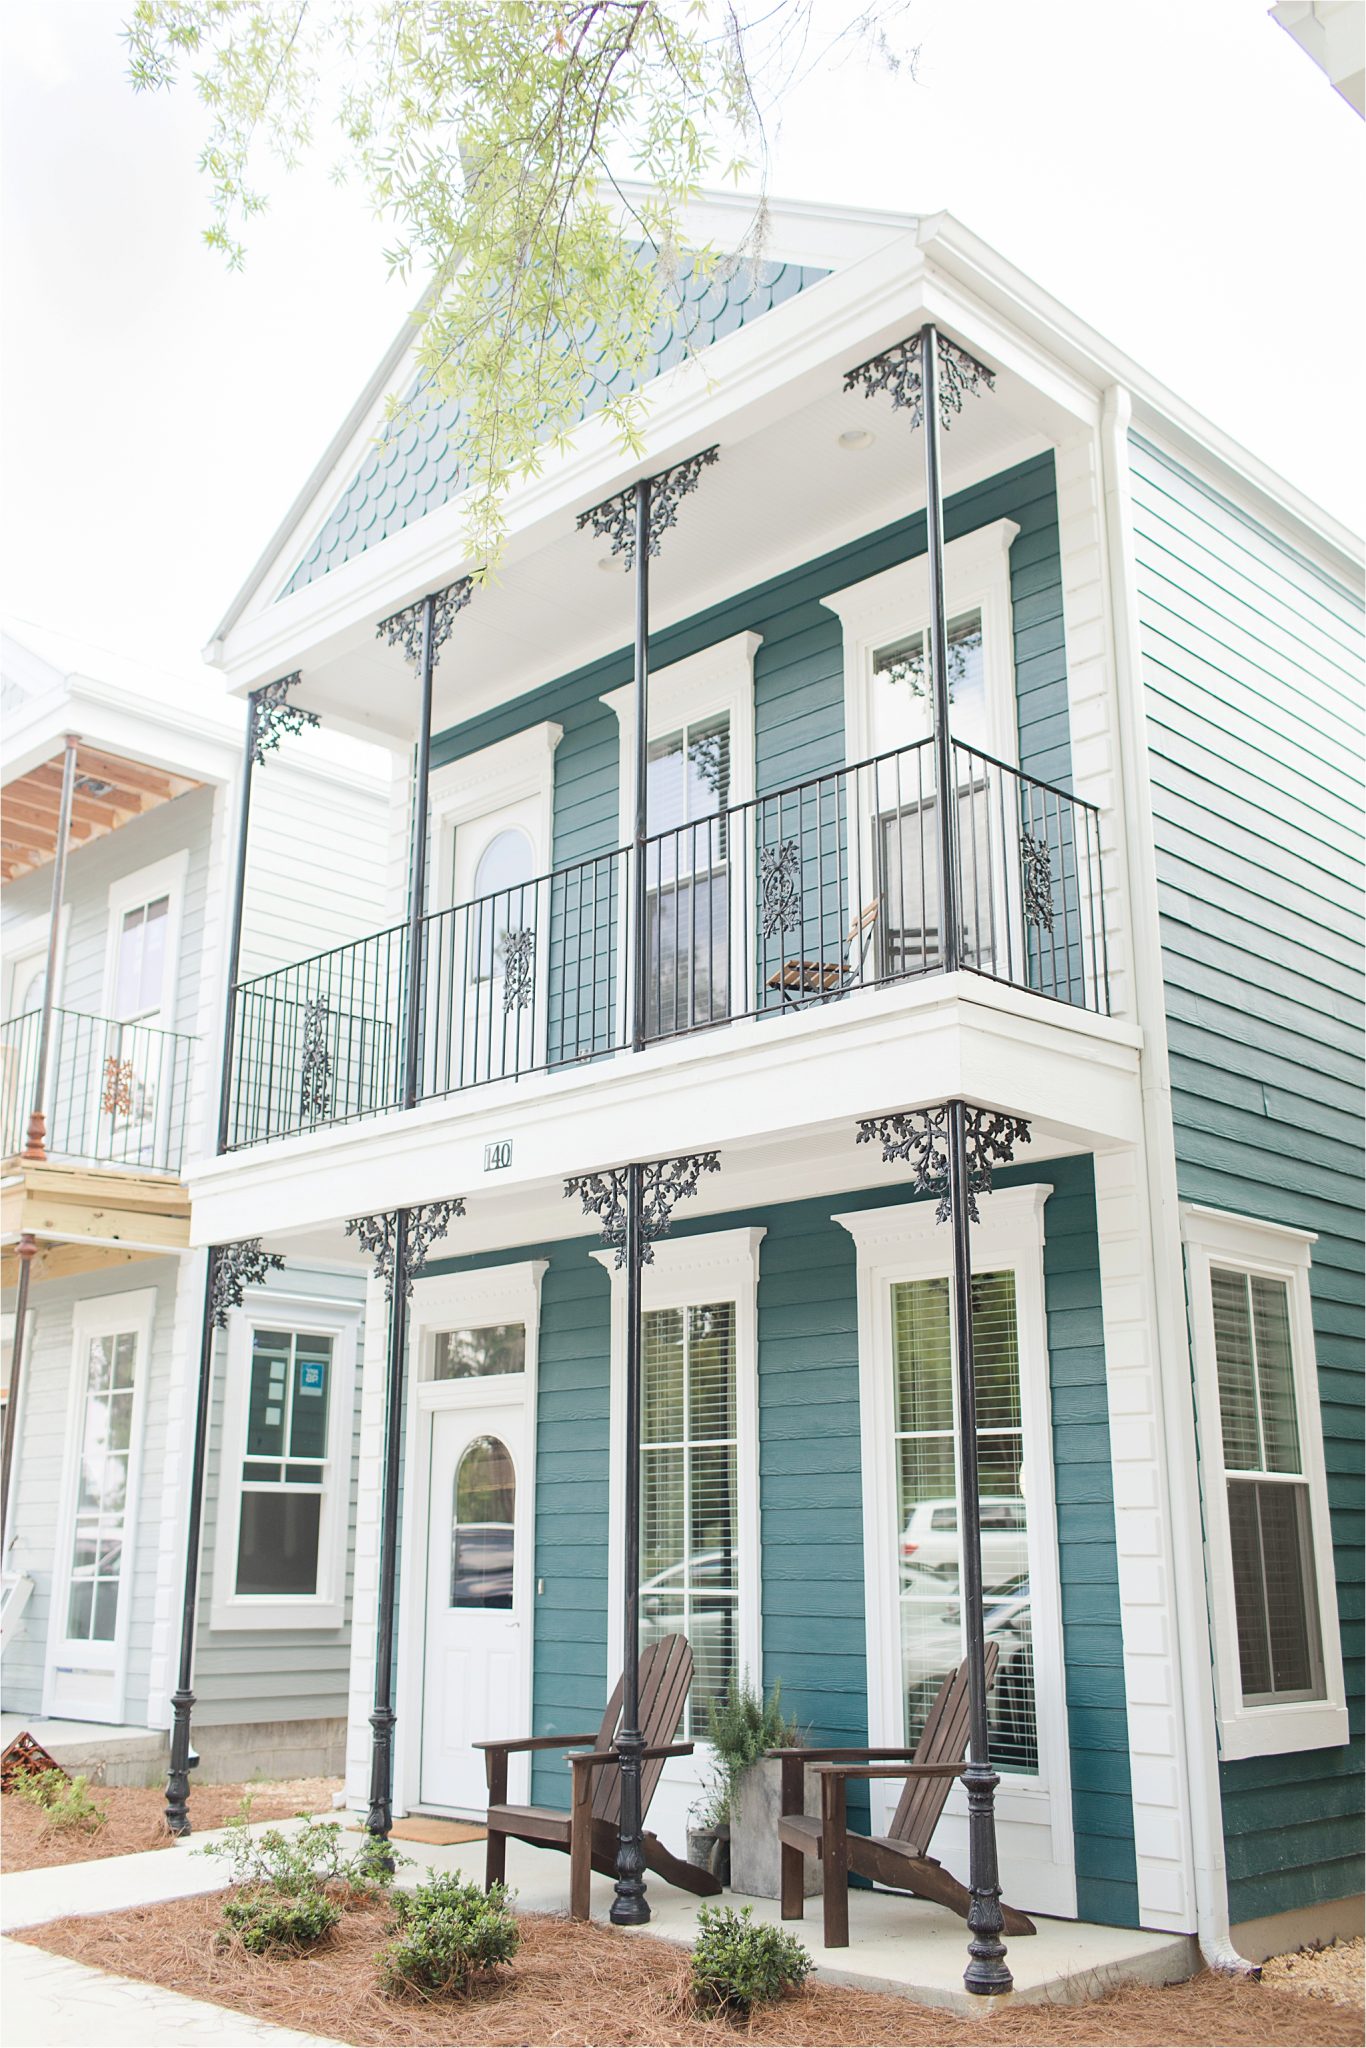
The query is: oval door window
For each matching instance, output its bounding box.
[451,1434,515,1609]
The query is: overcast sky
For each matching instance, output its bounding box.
[1,0,1361,686]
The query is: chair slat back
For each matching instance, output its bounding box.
[594,1634,694,1827]
[889,1643,999,1855]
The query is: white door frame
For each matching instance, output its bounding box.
[394,1260,546,1818]
[44,1286,157,1724]
[835,1183,1078,1920]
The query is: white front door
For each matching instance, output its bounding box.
[435,801,540,1089]
[419,1394,530,1813]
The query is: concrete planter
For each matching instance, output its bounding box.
[727,1758,822,1900]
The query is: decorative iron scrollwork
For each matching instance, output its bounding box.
[1020,831,1056,933]
[101,1055,136,1119]
[345,1199,465,1301]
[500,929,534,1014]
[576,446,720,569]
[209,1239,287,1327]
[856,1104,1031,1224]
[249,672,318,763]
[298,1000,334,1120]
[377,577,475,670]
[759,839,802,937]
[565,1151,721,1268]
[844,331,995,432]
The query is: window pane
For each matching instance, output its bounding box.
[139,896,169,1010]
[451,1435,515,1609]
[643,1310,685,1441]
[289,1338,331,1459]
[893,1278,953,1434]
[1211,1269,1260,1470]
[1228,1478,1324,1703]
[687,714,730,818]
[688,1304,735,1439]
[67,1577,94,1640]
[246,1333,291,1458]
[236,1491,322,1597]
[433,1323,526,1380]
[642,1446,686,1580]
[114,906,145,1015]
[647,731,686,835]
[67,1327,138,1645]
[1250,1278,1300,1473]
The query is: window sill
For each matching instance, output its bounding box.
[208,1595,345,1634]
[1216,1701,1350,1761]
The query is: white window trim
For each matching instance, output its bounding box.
[825,517,1020,768]
[835,1183,1078,1921]
[394,1259,547,1815]
[595,1227,764,1802]
[600,631,760,847]
[45,1287,157,1723]
[427,720,563,904]
[102,850,190,1025]
[1182,1204,1349,1761]
[208,1288,360,1632]
[4,907,68,1018]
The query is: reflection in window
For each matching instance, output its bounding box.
[236,1328,332,1597]
[645,713,731,1037]
[433,1323,526,1380]
[640,1301,738,1736]
[452,1435,515,1609]
[1211,1268,1324,1703]
[66,1330,138,1642]
[873,612,986,753]
[893,1270,1036,1775]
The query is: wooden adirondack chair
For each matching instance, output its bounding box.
[773,1646,1037,1947]
[477,1633,723,1920]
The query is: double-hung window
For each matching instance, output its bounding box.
[1183,1207,1348,1759]
[211,1295,359,1631]
[645,713,732,1037]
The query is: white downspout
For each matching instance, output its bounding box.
[1097,386,1257,1978]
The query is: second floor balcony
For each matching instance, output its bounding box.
[1,1007,196,1176]
[223,736,1108,1152]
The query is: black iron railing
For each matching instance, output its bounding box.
[223,739,1107,1148]
[1,1008,195,1173]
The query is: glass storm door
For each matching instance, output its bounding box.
[419,1395,528,1812]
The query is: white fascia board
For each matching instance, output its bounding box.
[918,214,1364,581]
[186,976,1142,1246]
[2,671,242,789]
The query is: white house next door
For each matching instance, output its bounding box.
[419,1394,529,1814]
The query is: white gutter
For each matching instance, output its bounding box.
[1098,383,1257,1978]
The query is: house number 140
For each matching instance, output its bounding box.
[483,1140,513,1172]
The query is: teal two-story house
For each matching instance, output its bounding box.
[184,193,1362,1966]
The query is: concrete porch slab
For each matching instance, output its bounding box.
[0,1715,167,1788]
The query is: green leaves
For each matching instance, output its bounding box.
[690,1902,812,2016]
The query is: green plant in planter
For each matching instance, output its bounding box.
[378,1875,520,1998]
[689,1903,812,2018]
[700,1677,800,1827]
[10,1770,107,1833]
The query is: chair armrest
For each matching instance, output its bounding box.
[812,1761,965,1783]
[567,1741,695,1775]
[766,1746,928,1763]
[475,1732,599,1754]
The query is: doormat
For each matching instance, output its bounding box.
[351,1816,487,1846]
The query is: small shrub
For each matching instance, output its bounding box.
[11,1770,107,1833]
[199,1814,401,1897]
[699,1677,801,1827]
[690,1903,812,2018]
[223,1888,342,1956]
[379,1876,519,1998]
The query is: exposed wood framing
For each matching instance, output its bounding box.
[1,747,201,882]
[1,1162,191,1285]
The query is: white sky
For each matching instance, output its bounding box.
[1,0,1361,685]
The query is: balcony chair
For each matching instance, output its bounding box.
[477,1632,723,1920]
[771,1645,1036,1947]
[767,899,880,1005]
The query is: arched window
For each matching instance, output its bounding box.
[451,1434,515,1609]
[471,828,535,981]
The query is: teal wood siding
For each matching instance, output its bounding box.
[1130,434,1365,1920]
[420,1156,1138,1922]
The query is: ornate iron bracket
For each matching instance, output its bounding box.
[298,999,333,1120]
[844,332,995,431]
[1020,831,1056,933]
[208,1239,287,1327]
[565,1152,720,1267]
[856,1105,1030,1223]
[759,839,802,938]
[500,928,535,1013]
[576,447,720,568]
[249,673,319,764]
[345,1199,465,1300]
[377,577,475,670]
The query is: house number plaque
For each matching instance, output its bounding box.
[483,1140,513,1172]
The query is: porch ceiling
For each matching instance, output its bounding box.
[1,746,201,882]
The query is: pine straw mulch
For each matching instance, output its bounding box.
[12,1888,1363,2048]
[0,1776,341,1873]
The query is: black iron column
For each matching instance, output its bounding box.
[22,734,79,1162]
[846,324,1009,1996]
[347,1199,464,1846]
[165,1239,284,1834]
[216,674,318,1154]
[575,447,720,1923]
[566,1150,719,1924]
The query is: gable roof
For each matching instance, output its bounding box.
[278,252,829,599]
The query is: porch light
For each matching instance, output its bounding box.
[838,427,874,450]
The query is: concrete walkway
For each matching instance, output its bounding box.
[2,1938,347,2048]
